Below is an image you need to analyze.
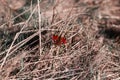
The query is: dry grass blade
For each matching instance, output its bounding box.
[37,0,42,55]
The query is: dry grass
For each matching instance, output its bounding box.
[0,0,120,80]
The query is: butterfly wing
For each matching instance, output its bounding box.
[52,35,66,45]
[60,37,66,44]
[52,35,59,42]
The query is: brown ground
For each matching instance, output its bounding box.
[0,0,120,80]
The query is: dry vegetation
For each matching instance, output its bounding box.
[0,0,120,80]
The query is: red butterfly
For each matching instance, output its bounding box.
[52,35,66,45]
